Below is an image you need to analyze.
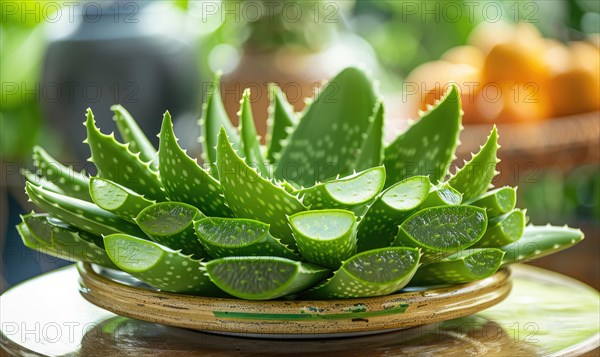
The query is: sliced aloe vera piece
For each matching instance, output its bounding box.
[474,209,525,248]
[266,84,297,163]
[205,256,330,300]
[104,234,222,295]
[393,205,487,262]
[84,109,166,201]
[18,214,117,269]
[289,210,357,269]
[384,84,462,186]
[357,176,431,252]
[22,169,64,195]
[159,112,233,217]
[420,183,462,209]
[302,247,421,299]
[217,128,306,246]
[449,126,499,201]
[25,182,145,237]
[410,248,504,285]
[89,177,154,222]
[200,72,239,175]
[194,218,297,259]
[32,146,91,201]
[238,89,268,176]
[111,105,158,171]
[136,202,206,258]
[298,166,385,210]
[274,67,380,186]
[468,187,517,218]
[500,225,584,266]
[356,101,385,171]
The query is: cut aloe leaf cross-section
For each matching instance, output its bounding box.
[419,183,462,209]
[159,111,233,217]
[266,84,297,163]
[89,177,154,223]
[468,187,517,218]
[410,248,505,285]
[357,176,431,252]
[111,104,158,171]
[104,234,222,296]
[474,209,525,248]
[393,205,487,263]
[136,202,206,258]
[500,225,584,266]
[302,247,421,299]
[289,210,357,269]
[25,182,145,237]
[205,256,330,300]
[32,146,91,201]
[217,128,306,246]
[298,166,386,210]
[18,214,117,269]
[194,218,297,259]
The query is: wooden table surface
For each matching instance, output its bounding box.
[1,264,598,356]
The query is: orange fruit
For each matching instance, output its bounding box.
[441,45,485,69]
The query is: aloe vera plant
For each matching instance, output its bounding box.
[18,67,584,301]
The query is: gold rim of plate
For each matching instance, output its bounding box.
[77,263,512,337]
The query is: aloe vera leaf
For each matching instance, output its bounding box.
[238,89,268,176]
[22,169,64,195]
[25,182,146,237]
[159,112,233,217]
[89,177,154,223]
[409,248,504,285]
[500,225,584,266]
[217,128,306,246]
[356,101,385,170]
[111,104,158,171]
[205,256,330,300]
[301,247,421,299]
[474,209,525,248]
[449,126,499,201]
[266,84,297,163]
[84,109,166,201]
[32,146,91,201]
[274,67,380,186]
[289,210,357,269]
[298,166,386,210]
[384,84,462,186]
[104,234,223,296]
[419,183,463,209]
[392,205,487,263]
[357,176,431,252]
[19,214,117,268]
[200,72,239,174]
[136,202,206,258]
[468,187,517,218]
[194,217,298,260]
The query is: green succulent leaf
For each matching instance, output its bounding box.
[357,176,431,252]
[301,247,421,299]
[356,101,385,171]
[289,209,357,269]
[384,84,462,186]
[22,169,64,195]
[419,183,463,209]
[194,217,298,259]
[392,205,487,263]
[104,234,223,296]
[136,202,206,258]
[449,126,499,201]
[84,109,166,201]
[205,256,330,300]
[25,182,145,237]
[111,104,158,171]
[298,166,386,210]
[410,248,504,285]
[32,146,91,201]
[266,84,297,163]
[500,225,584,266]
[159,111,233,217]
[217,128,306,246]
[275,67,380,186]
[474,209,526,248]
[468,186,517,218]
[238,89,268,176]
[89,177,154,223]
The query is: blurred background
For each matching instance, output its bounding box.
[1,0,599,292]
